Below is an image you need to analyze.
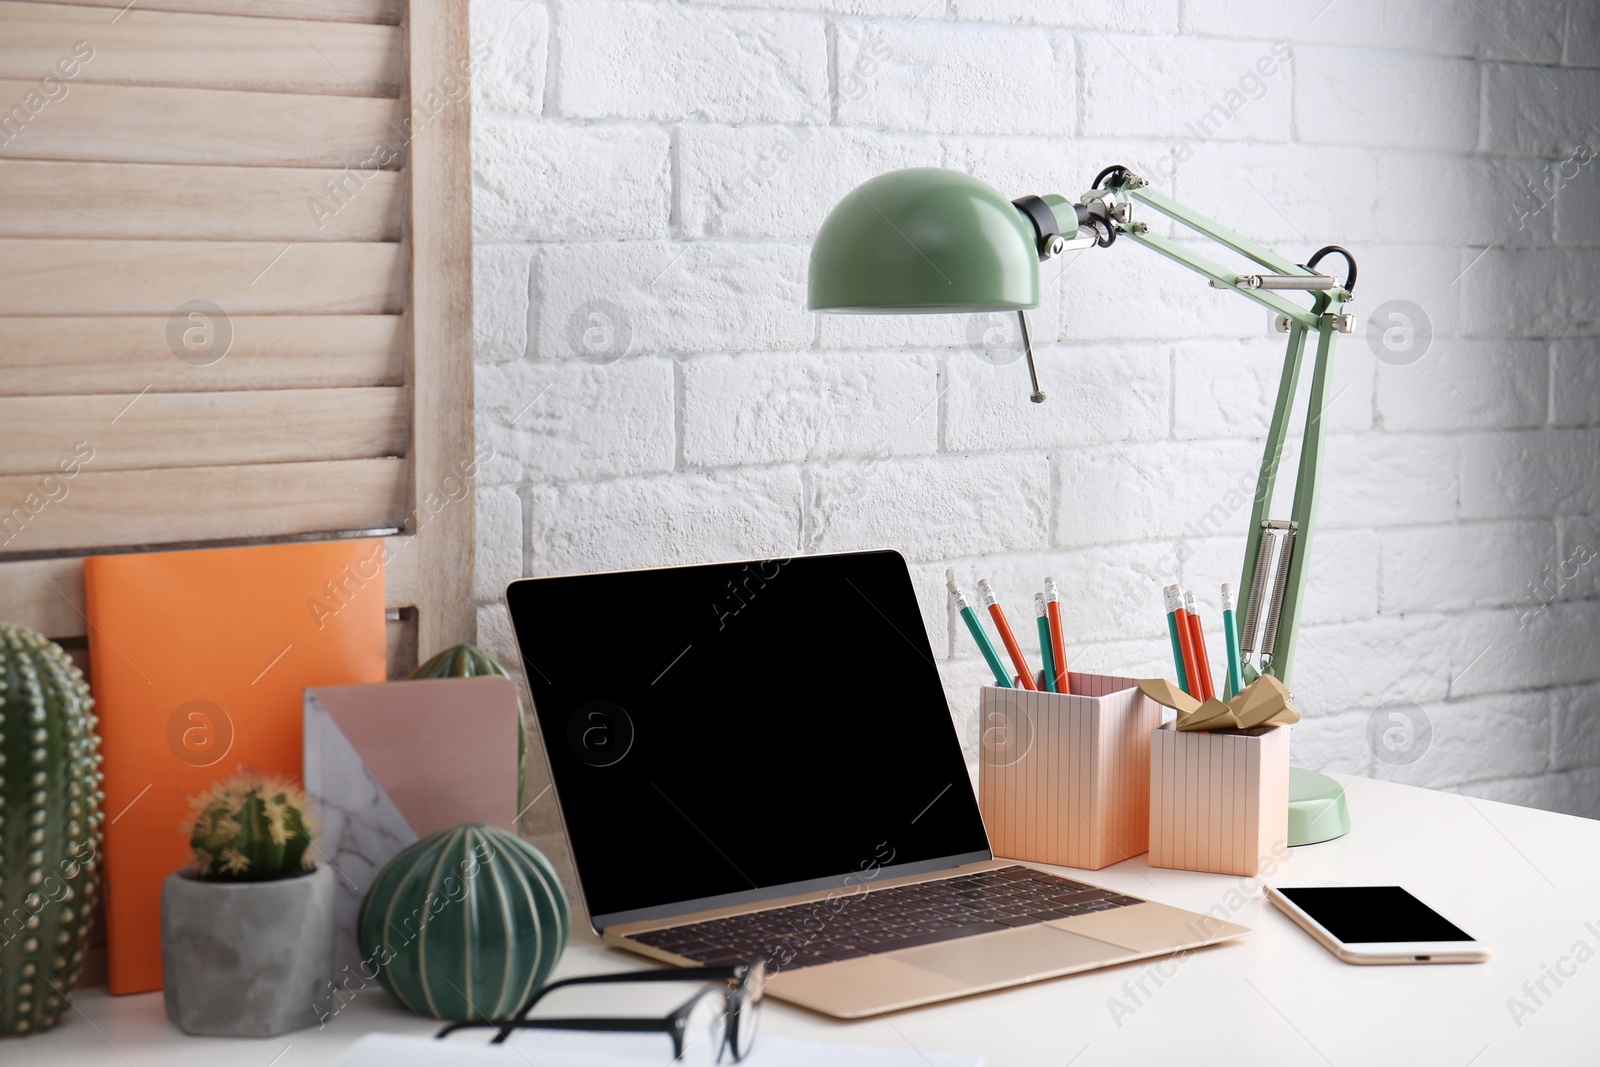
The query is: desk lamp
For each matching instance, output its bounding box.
[808,165,1352,845]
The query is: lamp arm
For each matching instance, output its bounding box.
[1032,170,1355,688]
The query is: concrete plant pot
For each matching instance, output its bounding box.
[161,865,335,1037]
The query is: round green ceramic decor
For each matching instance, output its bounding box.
[358,824,569,1021]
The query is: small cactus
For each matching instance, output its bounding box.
[0,622,104,1038]
[185,774,315,882]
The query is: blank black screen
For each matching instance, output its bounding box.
[506,550,991,923]
[1279,886,1474,943]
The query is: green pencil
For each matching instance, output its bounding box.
[1035,593,1057,692]
[949,577,1012,688]
[1222,582,1245,699]
[1163,584,1190,694]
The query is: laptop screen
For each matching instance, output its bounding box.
[506,550,992,928]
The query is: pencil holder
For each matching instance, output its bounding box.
[977,672,1164,871]
[1148,721,1291,877]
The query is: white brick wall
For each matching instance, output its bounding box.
[471,0,1600,825]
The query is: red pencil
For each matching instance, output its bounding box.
[1044,576,1071,695]
[1167,585,1201,698]
[1183,589,1216,701]
[977,579,1036,690]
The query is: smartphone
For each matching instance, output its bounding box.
[1266,884,1490,964]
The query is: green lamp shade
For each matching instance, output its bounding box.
[808,168,1040,313]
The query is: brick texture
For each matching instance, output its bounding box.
[471,0,1600,833]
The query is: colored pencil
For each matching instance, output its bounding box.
[1164,584,1191,694]
[949,577,1012,688]
[1044,576,1071,695]
[1221,582,1245,700]
[1183,589,1216,701]
[1035,593,1058,693]
[978,579,1036,690]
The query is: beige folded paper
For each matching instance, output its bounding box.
[1137,675,1300,732]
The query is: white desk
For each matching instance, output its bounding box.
[23,775,1600,1066]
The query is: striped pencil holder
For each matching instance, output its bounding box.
[1148,721,1291,877]
[977,673,1165,871]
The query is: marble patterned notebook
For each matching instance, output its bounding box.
[304,676,521,975]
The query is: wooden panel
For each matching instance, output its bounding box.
[0,557,86,637]
[0,82,403,168]
[0,535,420,641]
[0,239,405,314]
[408,0,478,655]
[0,458,406,553]
[382,534,420,608]
[0,387,408,474]
[0,315,405,395]
[44,0,401,25]
[0,160,404,241]
[0,3,402,96]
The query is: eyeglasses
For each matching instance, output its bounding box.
[435,962,765,1064]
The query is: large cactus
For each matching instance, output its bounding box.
[409,644,528,812]
[186,775,314,882]
[0,623,104,1037]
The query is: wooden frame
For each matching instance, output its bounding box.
[404,0,476,660]
[0,0,475,673]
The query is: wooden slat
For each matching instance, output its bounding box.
[408,0,478,655]
[382,534,420,608]
[0,535,420,641]
[0,160,404,241]
[0,387,408,474]
[0,3,402,96]
[0,82,403,168]
[0,239,405,314]
[0,458,406,553]
[43,0,401,25]
[0,315,404,395]
[0,557,86,637]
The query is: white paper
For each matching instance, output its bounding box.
[337,1031,982,1067]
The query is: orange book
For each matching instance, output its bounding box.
[84,539,387,994]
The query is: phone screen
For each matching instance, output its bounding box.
[1279,886,1475,944]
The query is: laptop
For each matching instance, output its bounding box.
[505,549,1248,1018]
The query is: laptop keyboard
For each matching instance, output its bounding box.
[625,866,1144,972]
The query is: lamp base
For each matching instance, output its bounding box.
[1288,767,1350,846]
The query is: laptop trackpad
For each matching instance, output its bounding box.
[894,925,1128,986]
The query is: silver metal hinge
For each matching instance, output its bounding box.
[1209,273,1339,291]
